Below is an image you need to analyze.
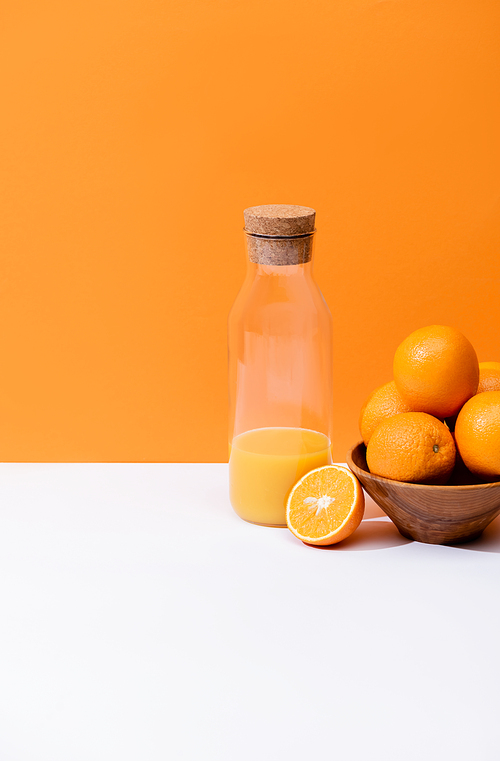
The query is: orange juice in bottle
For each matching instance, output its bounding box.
[228,205,333,526]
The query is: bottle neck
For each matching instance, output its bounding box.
[244,231,315,268]
[249,261,314,280]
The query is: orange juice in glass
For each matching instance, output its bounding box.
[228,205,333,527]
[229,427,332,526]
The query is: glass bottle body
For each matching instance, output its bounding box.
[228,233,333,526]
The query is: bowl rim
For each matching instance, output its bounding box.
[346,441,500,492]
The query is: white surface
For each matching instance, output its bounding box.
[0,463,498,761]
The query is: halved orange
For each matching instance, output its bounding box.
[286,465,365,546]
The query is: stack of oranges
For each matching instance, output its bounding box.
[359,325,500,485]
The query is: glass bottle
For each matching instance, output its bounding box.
[228,205,333,527]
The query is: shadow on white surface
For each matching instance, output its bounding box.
[296,517,413,552]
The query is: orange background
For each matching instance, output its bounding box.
[1,0,499,462]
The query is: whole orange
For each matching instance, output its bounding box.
[479,361,500,370]
[477,361,500,394]
[454,390,500,478]
[359,380,412,446]
[393,325,479,418]
[366,411,456,485]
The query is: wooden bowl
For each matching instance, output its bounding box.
[346,441,500,545]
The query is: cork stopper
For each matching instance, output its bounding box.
[244,205,316,236]
[243,204,316,265]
